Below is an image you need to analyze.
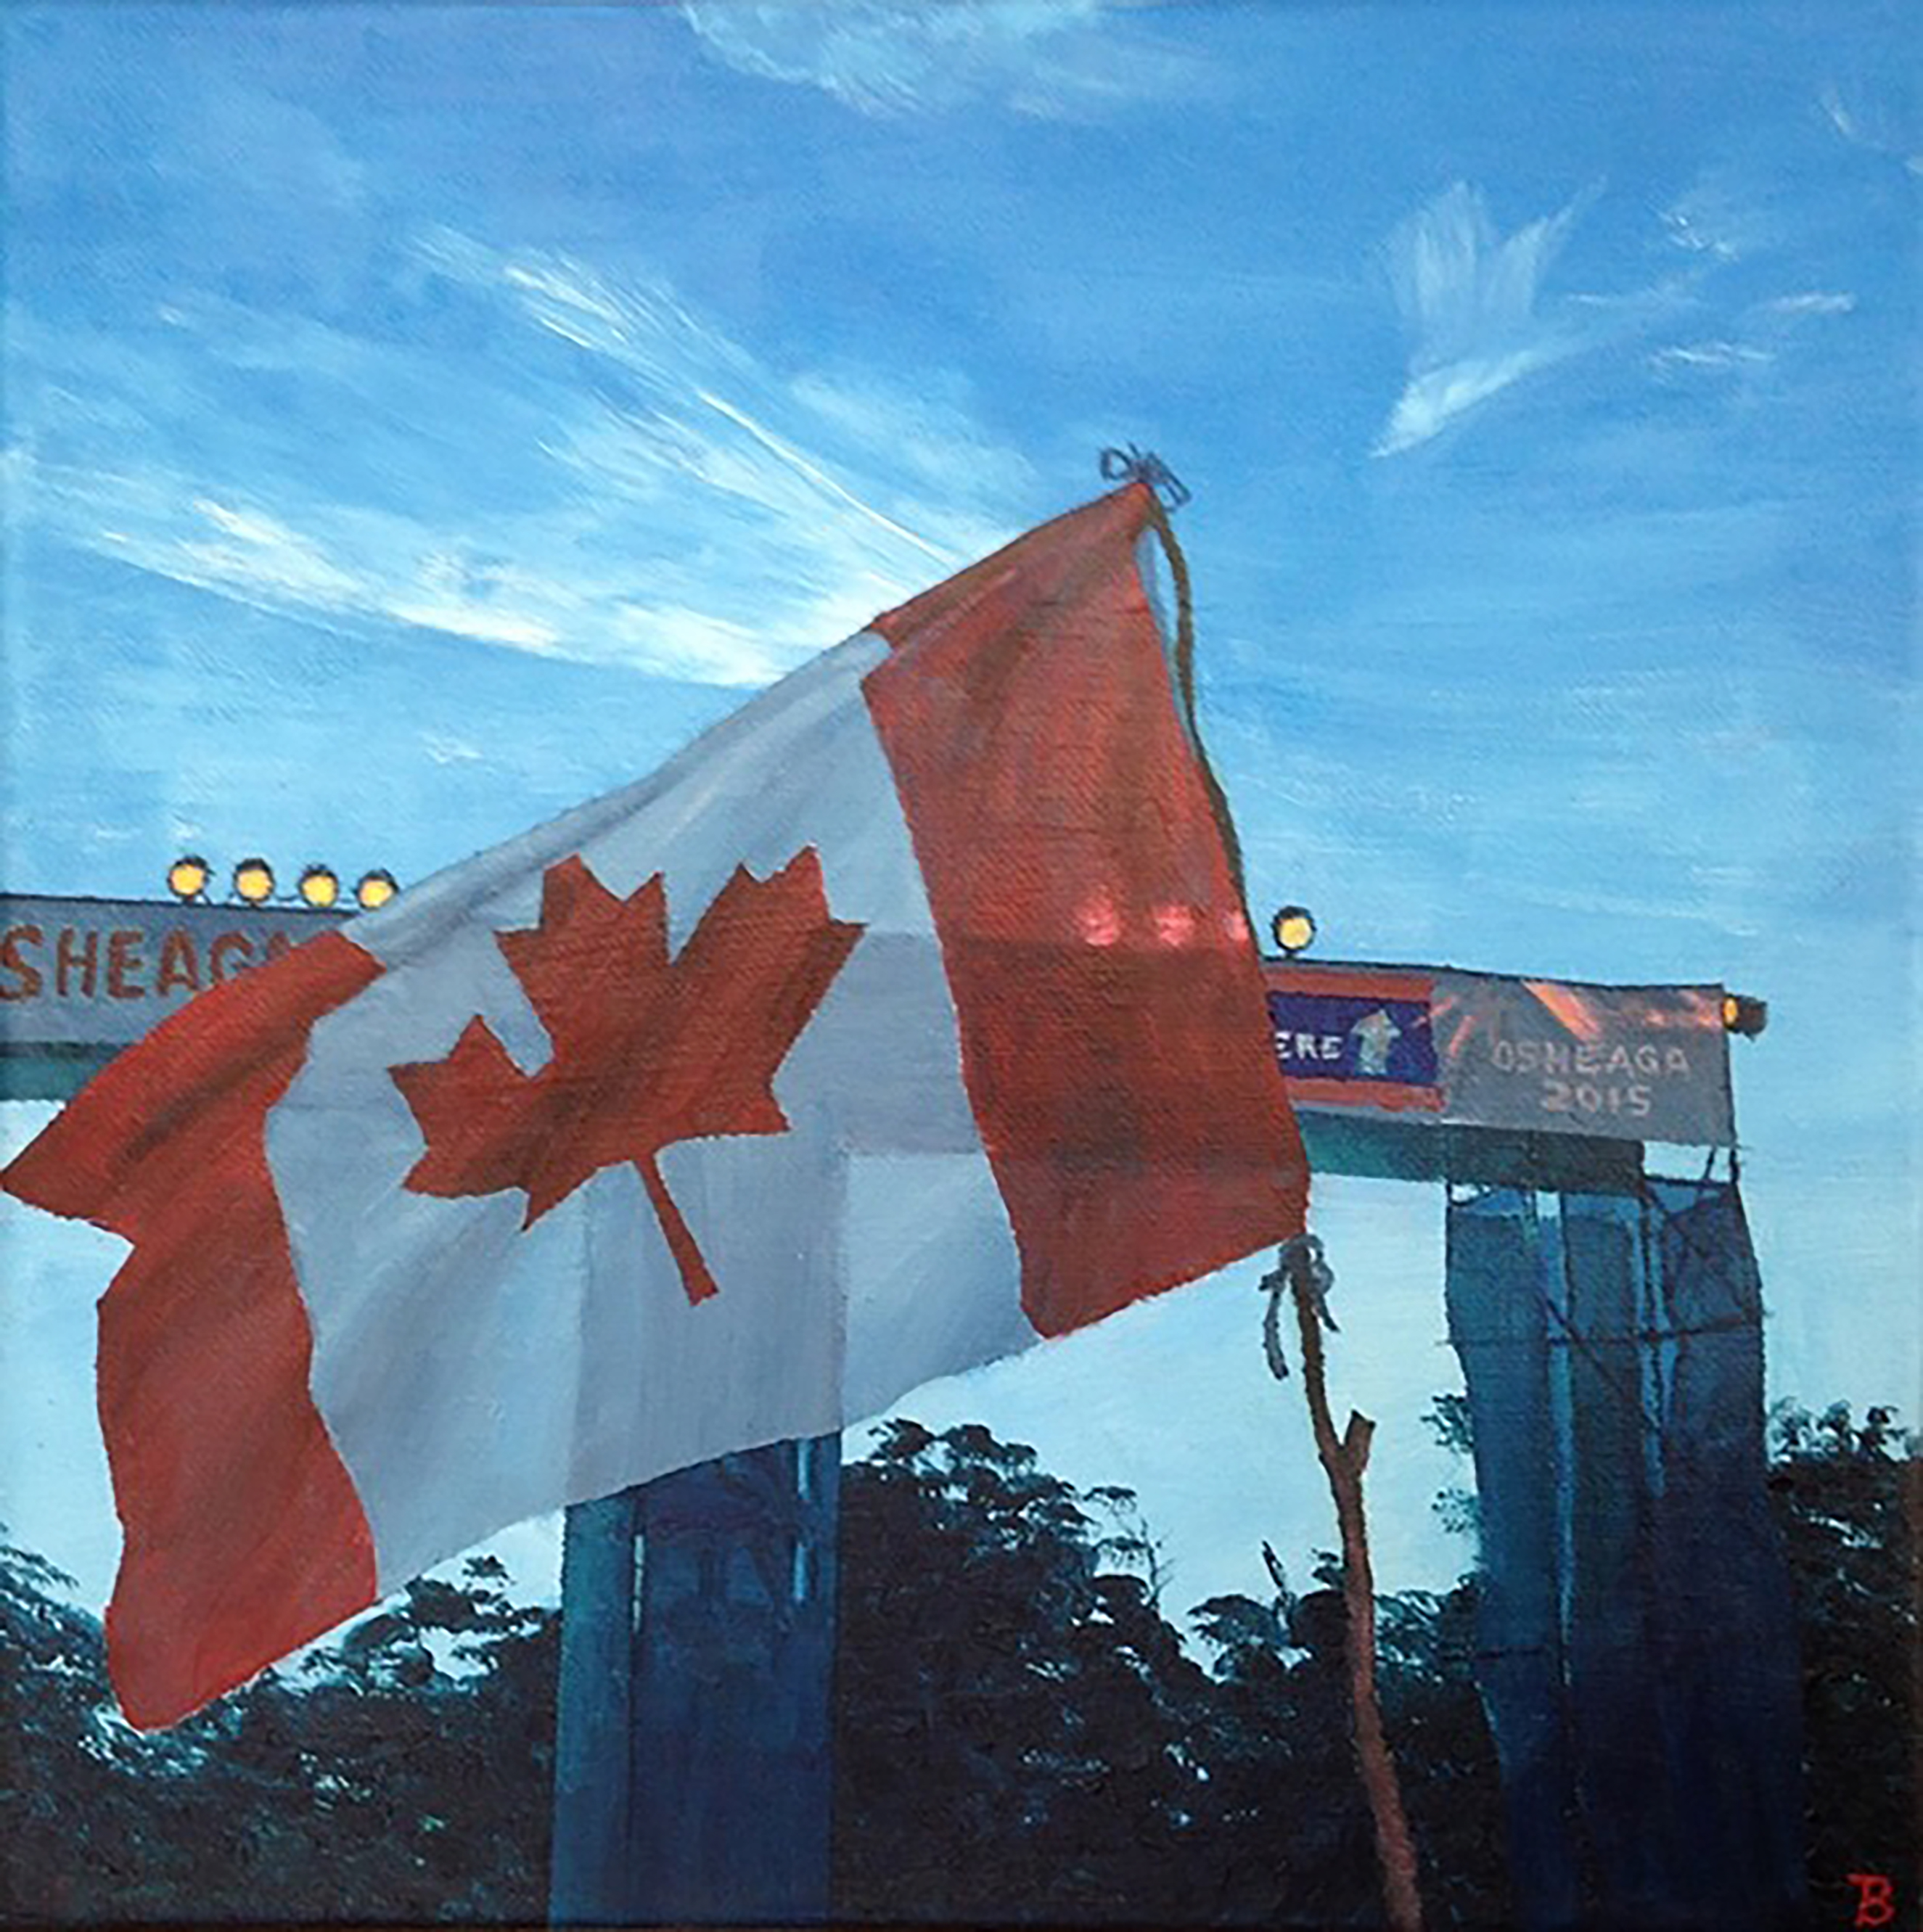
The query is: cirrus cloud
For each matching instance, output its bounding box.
[11,224,1035,688]
[680,0,1127,118]
[1374,181,1595,457]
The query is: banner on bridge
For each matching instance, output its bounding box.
[0,893,346,1049]
[1,893,1737,1149]
[1266,961,1734,1147]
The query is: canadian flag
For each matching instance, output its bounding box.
[3,480,1306,1727]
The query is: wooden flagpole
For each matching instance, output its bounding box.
[1268,1237,1425,1932]
[1133,455,1424,1931]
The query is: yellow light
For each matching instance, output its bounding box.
[1272,905,1316,957]
[167,855,210,902]
[355,868,398,911]
[298,864,340,910]
[232,857,276,905]
[1722,992,1768,1037]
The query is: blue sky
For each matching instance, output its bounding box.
[2,2,1916,1624]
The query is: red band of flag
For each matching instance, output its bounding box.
[3,932,385,1727]
[865,484,1307,1335]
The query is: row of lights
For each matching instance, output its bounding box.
[158,866,1760,1034]
[166,855,399,913]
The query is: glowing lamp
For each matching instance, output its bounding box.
[298,864,341,910]
[167,855,210,903]
[232,857,276,905]
[1721,992,1768,1037]
[1271,905,1316,958]
[355,868,399,911]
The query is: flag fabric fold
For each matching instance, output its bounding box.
[3,480,1306,1726]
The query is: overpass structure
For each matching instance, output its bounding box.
[544,950,1800,1930]
[0,891,1802,1929]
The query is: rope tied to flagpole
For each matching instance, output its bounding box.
[1258,1232,1341,1381]
[1099,444,1191,508]
[1111,450,1251,905]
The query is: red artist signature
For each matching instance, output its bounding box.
[1846,1873,1895,1928]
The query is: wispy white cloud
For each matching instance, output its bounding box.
[1760,290,1856,318]
[692,387,951,564]
[678,0,1123,118]
[1819,76,1923,176]
[73,485,581,662]
[422,229,1025,641]
[788,369,1036,501]
[383,551,568,656]
[421,731,483,767]
[1640,162,1867,391]
[1657,178,1767,263]
[1377,174,1849,448]
[12,231,1035,686]
[176,496,367,606]
[1648,287,1856,385]
[1649,340,1774,377]
[1373,181,1594,456]
[40,466,880,688]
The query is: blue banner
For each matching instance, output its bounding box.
[1266,986,1438,1090]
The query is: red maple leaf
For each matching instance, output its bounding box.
[390,849,863,1304]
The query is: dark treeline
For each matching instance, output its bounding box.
[832,1417,1509,1927]
[2,1400,1914,1925]
[0,1549,559,1924]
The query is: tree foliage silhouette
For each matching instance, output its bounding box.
[0,1539,556,1925]
[832,1421,1509,1927]
[4,1399,1912,1925]
[831,1420,1214,1925]
[1766,1399,1918,1921]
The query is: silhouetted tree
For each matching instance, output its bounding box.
[832,1420,1213,1923]
[7,1397,1911,1925]
[0,1534,557,1924]
[835,1423,1506,1927]
[1189,1569,1379,1926]
[1767,1400,1919,1921]
[1189,1550,1506,1931]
